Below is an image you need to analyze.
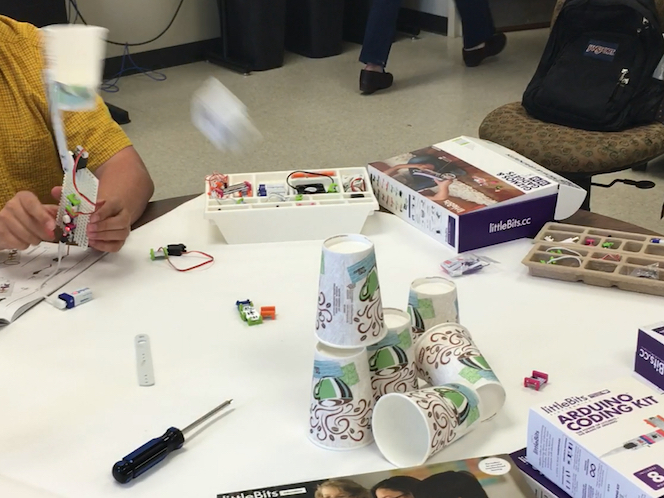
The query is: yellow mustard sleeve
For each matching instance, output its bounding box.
[63,96,133,172]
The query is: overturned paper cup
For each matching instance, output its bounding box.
[368,308,418,401]
[41,25,108,110]
[372,384,482,467]
[316,234,386,348]
[309,343,374,450]
[408,277,459,341]
[414,323,505,421]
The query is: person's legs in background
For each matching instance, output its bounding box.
[359,0,402,94]
[358,0,507,93]
[454,0,507,67]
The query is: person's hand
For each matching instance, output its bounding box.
[430,179,453,202]
[0,191,58,250]
[86,198,132,253]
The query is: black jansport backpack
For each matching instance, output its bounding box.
[522,0,664,131]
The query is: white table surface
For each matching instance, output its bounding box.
[0,196,661,498]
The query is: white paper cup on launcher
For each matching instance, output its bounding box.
[41,25,108,110]
[308,343,374,450]
[408,277,460,341]
[368,308,418,401]
[414,323,505,421]
[316,234,386,348]
[372,383,482,467]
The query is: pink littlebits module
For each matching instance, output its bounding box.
[526,377,664,498]
[52,287,93,310]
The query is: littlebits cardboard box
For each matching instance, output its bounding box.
[526,377,664,498]
[511,448,570,498]
[635,322,664,391]
[367,136,586,253]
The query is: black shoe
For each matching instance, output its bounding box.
[463,32,507,67]
[360,69,394,94]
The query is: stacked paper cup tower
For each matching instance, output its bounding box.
[309,234,391,450]
[308,236,506,464]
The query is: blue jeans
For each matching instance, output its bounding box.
[360,0,496,67]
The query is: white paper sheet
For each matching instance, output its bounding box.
[0,243,105,326]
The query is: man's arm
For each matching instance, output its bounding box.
[383,164,434,176]
[86,146,154,252]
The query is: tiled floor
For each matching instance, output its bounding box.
[105,29,664,233]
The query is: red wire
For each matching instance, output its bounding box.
[164,250,215,272]
[72,151,97,207]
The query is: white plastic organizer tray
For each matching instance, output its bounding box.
[204,167,379,244]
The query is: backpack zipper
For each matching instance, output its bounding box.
[638,16,651,34]
[619,68,630,86]
[610,69,630,102]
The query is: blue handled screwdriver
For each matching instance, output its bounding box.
[112,399,233,484]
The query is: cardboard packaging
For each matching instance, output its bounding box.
[635,322,664,391]
[367,136,586,253]
[526,377,664,498]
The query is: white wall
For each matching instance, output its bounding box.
[402,0,449,17]
[73,0,448,59]
[73,0,220,57]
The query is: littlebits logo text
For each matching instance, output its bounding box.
[489,218,532,233]
[219,491,280,498]
[531,431,540,455]
[639,348,664,376]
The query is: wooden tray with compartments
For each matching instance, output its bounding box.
[522,222,664,297]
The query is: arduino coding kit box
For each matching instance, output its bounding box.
[526,377,664,498]
[367,136,586,253]
[511,448,570,498]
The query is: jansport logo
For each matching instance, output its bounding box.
[584,40,618,61]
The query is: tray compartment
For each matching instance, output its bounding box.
[623,241,644,252]
[547,224,585,233]
[540,231,583,243]
[645,244,664,257]
[584,260,618,273]
[587,229,647,241]
[582,236,601,247]
[529,252,581,267]
[597,240,621,250]
[591,252,622,262]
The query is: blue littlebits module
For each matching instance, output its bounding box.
[56,287,93,310]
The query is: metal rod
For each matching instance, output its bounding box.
[182,399,233,436]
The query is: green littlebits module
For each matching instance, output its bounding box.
[150,248,168,261]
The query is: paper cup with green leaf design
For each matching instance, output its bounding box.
[372,383,482,467]
[368,308,418,402]
[42,25,108,111]
[408,277,460,341]
[309,343,374,450]
[316,234,386,348]
[414,323,505,421]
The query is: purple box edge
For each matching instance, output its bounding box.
[459,195,558,253]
